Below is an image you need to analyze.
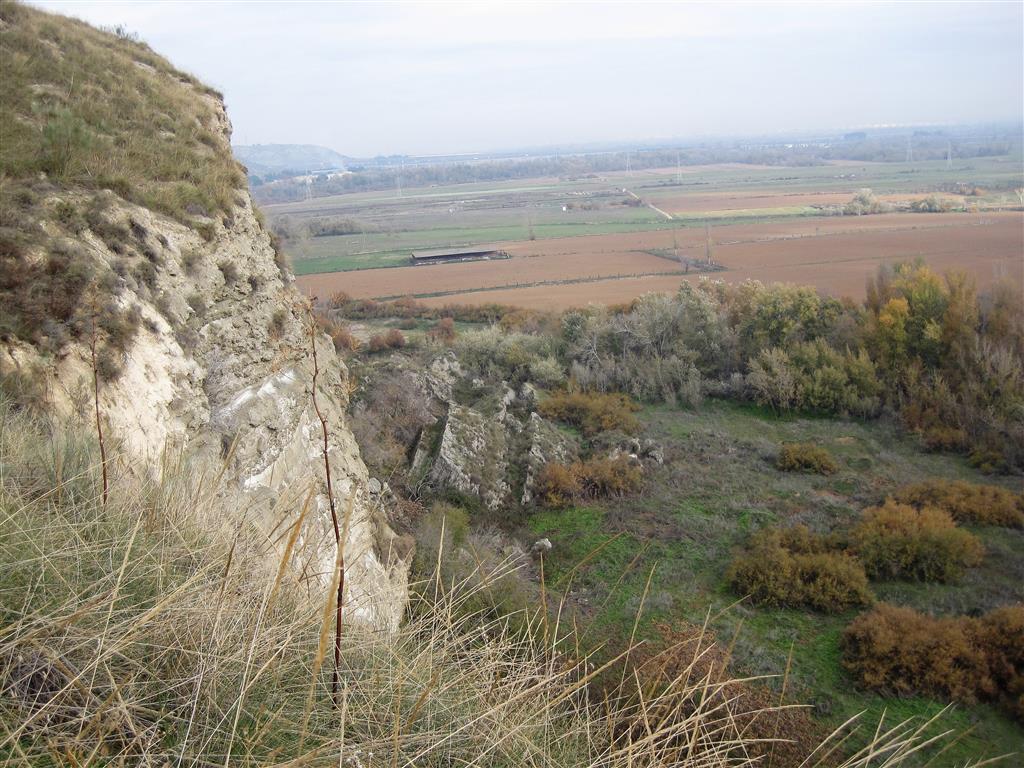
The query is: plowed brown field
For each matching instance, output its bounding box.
[297,212,1023,309]
[649,191,958,214]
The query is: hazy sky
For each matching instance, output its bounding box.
[35,1,1024,157]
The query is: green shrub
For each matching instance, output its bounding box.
[842,603,1024,721]
[968,447,1009,475]
[892,479,1024,528]
[727,526,873,613]
[776,443,839,475]
[538,390,640,436]
[850,501,984,583]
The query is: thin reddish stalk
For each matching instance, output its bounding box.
[309,309,343,708]
[90,329,108,507]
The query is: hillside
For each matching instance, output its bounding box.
[0,0,408,628]
[1,2,1020,766]
[234,143,348,177]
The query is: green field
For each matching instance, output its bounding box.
[267,155,1024,276]
[527,401,1024,764]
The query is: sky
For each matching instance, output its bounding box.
[34,1,1024,157]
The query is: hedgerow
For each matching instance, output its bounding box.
[892,479,1024,528]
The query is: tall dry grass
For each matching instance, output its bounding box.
[0,395,1002,766]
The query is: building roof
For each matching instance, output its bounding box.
[411,246,502,260]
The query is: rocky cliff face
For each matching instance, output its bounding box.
[0,13,409,628]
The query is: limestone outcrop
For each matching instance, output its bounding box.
[2,90,408,631]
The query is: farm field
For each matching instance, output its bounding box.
[297,211,1023,308]
[279,154,1023,308]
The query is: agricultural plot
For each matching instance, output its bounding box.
[298,211,1023,308]
[280,156,1023,308]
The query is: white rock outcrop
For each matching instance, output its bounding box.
[4,99,409,630]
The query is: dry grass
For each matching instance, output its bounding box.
[0,397,1004,765]
[0,1,245,222]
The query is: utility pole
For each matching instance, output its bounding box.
[905,136,913,163]
[397,159,403,198]
[946,141,952,170]
[676,149,681,185]
[626,150,631,175]
[705,220,713,266]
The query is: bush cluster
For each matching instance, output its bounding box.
[892,479,1024,528]
[842,603,1024,721]
[726,526,872,613]
[776,443,839,475]
[849,501,984,583]
[538,391,640,437]
[536,456,642,507]
[368,328,406,353]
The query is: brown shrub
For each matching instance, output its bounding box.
[622,621,827,767]
[727,526,873,613]
[536,456,641,507]
[922,425,968,453]
[267,309,286,340]
[850,501,984,583]
[330,325,357,352]
[367,329,406,353]
[427,317,456,344]
[776,443,838,475]
[384,328,406,349]
[842,603,1024,721]
[535,462,581,507]
[974,605,1024,721]
[892,479,1024,528]
[367,334,388,353]
[538,390,640,436]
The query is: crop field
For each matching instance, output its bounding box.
[279,155,1024,308]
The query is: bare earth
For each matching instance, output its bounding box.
[297,211,1024,310]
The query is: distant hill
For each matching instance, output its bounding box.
[233,143,347,177]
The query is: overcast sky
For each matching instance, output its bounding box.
[35,1,1024,157]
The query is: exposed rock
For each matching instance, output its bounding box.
[5,99,408,631]
[531,538,553,557]
[424,352,463,402]
[521,412,579,505]
[429,403,512,511]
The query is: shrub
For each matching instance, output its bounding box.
[538,390,640,437]
[330,324,357,352]
[727,526,873,612]
[267,309,286,339]
[850,501,984,583]
[968,447,1009,475]
[187,293,207,318]
[535,462,581,507]
[217,259,239,285]
[427,316,456,344]
[776,443,838,475]
[181,249,201,274]
[132,259,158,291]
[536,456,641,507]
[367,330,406,353]
[921,425,968,452]
[892,479,1024,528]
[842,603,1024,721]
